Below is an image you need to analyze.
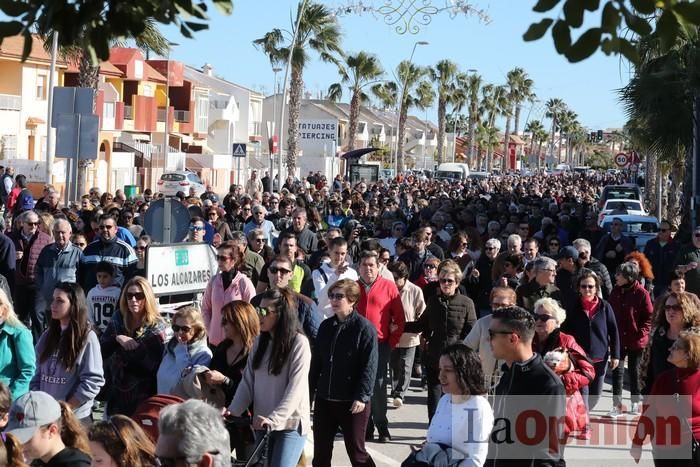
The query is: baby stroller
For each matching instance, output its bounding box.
[225,415,272,467]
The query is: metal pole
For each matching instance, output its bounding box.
[271,67,281,192]
[45,31,58,186]
[452,118,457,163]
[277,0,309,191]
[164,48,171,180]
[74,114,81,203]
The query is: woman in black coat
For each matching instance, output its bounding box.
[310,278,378,467]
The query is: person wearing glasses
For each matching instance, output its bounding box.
[310,278,378,466]
[487,306,566,466]
[673,225,700,297]
[157,306,212,395]
[79,214,137,293]
[466,237,501,317]
[133,235,152,278]
[573,238,613,299]
[187,217,207,243]
[100,276,168,416]
[88,414,157,467]
[593,216,635,279]
[9,210,53,340]
[246,228,274,264]
[205,207,233,243]
[228,288,311,467]
[643,220,678,296]
[31,282,105,424]
[157,399,231,467]
[561,270,620,412]
[243,205,277,245]
[515,257,563,312]
[405,259,476,422]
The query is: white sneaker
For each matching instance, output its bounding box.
[393,397,403,408]
[629,402,641,415]
[605,405,624,418]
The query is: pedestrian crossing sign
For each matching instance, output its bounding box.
[232,143,247,157]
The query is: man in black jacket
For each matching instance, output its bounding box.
[515,257,563,312]
[488,306,566,467]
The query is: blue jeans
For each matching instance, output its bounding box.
[255,428,305,467]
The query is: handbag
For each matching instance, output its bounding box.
[564,390,588,436]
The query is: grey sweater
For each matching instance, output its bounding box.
[229,333,311,434]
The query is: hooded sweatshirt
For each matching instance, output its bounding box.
[30,329,105,419]
[40,447,91,467]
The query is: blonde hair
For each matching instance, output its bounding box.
[119,277,161,334]
[534,297,567,325]
[677,328,700,369]
[0,288,24,328]
[171,306,207,343]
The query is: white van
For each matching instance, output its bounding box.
[435,163,470,181]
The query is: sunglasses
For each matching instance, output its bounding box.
[242,208,251,212]
[424,264,437,269]
[256,306,274,317]
[535,314,555,322]
[549,242,560,247]
[135,246,147,251]
[172,324,192,333]
[488,329,514,339]
[665,304,683,311]
[216,255,233,262]
[254,238,266,243]
[26,221,39,226]
[269,266,292,275]
[126,292,146,301]
[189,226,205,232]
[208,213,218,217]
[328,293,346,301]
[659,228,670,232]
[439,278,455,284]
[485,247,496,251]
[579,284,596,289]
[74,242,87,247]
[99,225,115,230]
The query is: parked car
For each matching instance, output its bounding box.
[599,214,659,250]
[157,170,206,197]
[435,163,470,181]
[598,198,647,225]
[598,183,643,209]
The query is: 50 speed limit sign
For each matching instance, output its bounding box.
[615,153,629,167]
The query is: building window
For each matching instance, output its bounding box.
[142,84,154,97]
[195,95,208,133]
[1,135,17,159]
[36,74,47,100]
[103,102,115,119]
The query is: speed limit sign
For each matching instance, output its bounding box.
[615,152,629,167]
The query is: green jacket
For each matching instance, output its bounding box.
[0,321,36,399]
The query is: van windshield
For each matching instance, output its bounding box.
[436,171,463,180]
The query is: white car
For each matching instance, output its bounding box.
[600,214,659,250]
[157,171,206,197]
[598,198,647,225]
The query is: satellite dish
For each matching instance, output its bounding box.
[143,198,191,243]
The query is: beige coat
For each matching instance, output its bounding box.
[396,281,426,348]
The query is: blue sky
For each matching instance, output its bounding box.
[162,0,631,130]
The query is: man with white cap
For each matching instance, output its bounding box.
[6,391,91,466]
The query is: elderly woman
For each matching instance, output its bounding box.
[466,238,501,316]
[639,291,700,397]
[310,279,378,467]
[631,329,700,466]
[561,269,620,412]
[608,261,653,417]
[156,306,212,394]
[533,298,595,438]
[405,260,477,421]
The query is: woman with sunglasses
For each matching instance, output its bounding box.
[202,241,256,348]
[100,277,168,416]
[639,291,700,398]
[532,298,594,439]
[544,234,561,259]
[404,260,477,421]
[88,414,157,467]
[31,282,105,424]
[228,288,311,467]
[206,207,234,243]
[133,235,152,278]
[561,270,620,412]
[157,306,212,395]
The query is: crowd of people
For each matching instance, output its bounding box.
[0,165,697,467]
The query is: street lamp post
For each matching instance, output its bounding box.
[394,40,428,176]
[271,66,282,191]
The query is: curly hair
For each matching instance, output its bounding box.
[624,251,655,281]
[88,415,157,467]
[440,343,487,396]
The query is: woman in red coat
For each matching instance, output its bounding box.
[608,261,653,418]
[631,329,700,467]
[533,297,595,439]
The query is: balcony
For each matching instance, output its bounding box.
[174,110,190,122]
[248,121,262,136]
[0,94,21,111]
[124,105,133,120]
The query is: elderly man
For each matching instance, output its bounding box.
[515,256,563,312]
[230,230,264,287]
[156,399,231,467]
[35,218,82,337]
[466,237,501,316]
[573,238,612,298]
[80,214,136,292]
[9,210,53,337]
[243,204,277,245]
[286,207,318,254]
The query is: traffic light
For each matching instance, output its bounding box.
[589,132,596,143]
[597,130,603,142]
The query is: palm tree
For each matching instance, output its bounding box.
[254,1,342,173]
[327,52,383,151]
[429,60,466,164]
[480,84,509,171]
[525,119,546,169]
[476,122,500,171]
[503,67,535,170]
[557,109,578,164]
[545,98,566,166]
[373,61,434,172]
[465,73,483,162]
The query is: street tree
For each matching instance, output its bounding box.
[429,60,466,164]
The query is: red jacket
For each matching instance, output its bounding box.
[9,230,53,286]
[608,281,653,350]
[533,329,595,396]
[356,277,405,348]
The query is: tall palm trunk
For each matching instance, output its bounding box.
[537,140,543,171]
[436,96,446,165]
[397,105,408,172]
[548,118,556,167]
[77,51,100,197]
[468,113,477,163]
[514,105,522,135]
[287,66,304,174]
[347,91,361,151]
[503,114,512,170]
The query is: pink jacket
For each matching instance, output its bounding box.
[202,271,256,346]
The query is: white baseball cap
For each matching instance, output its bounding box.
[6,391,62,443]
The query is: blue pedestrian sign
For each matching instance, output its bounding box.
[232,143,247,158]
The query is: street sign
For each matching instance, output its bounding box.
[51,87,94,127]
[142,198,192,243]
[615,152,629,167]
[146,243,218,296]
[232,143,247,157]
[629,151,641,163]
[55,114,99,160]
